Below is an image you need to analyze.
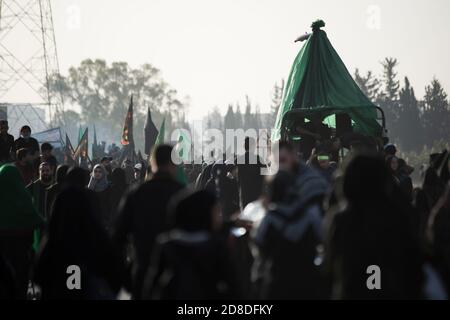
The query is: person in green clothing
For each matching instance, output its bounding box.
[0,164,44,299]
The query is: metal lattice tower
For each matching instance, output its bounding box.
[0,0,64,130]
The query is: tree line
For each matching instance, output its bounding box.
[355,57,449,151]
[48,59,189,153]
[49,58,448,154]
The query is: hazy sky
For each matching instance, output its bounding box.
[13,0,450,120]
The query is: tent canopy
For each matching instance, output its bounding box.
[272,20,383,141]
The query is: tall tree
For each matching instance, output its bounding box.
[244,95,254,130]
[48,59,188,153]
[270,80,285,127]
[422,78,450,145]
[397,77,423,150]
[224,104,236,131]
[354,69,381,102]
[254,105,262,131]
[234,103,243,130]
[380,57,400,141]
[207,107,223,131]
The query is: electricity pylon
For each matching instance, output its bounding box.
[0,0,65,131]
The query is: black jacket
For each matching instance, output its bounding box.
[0,134,14,163]
[236,152,265,209]
[14,137,40,155]
[113,171,184,299]
[143,231,240,300]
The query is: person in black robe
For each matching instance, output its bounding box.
[142,189,240,300]
[220,162,240,219]
[34,186,126,300]
[65,166,90,189]
[87,164,111,230]
[109,168,128,221]
[45,164,69,217]
[236,137,265,209]
[0,120,15,164]
[324,153,424,299]
[113,144,184,299]
[427,182,450,295]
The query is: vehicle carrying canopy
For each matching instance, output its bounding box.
[272,20,383,141]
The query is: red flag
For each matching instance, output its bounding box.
[121,96,134,146]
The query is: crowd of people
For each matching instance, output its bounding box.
[1,118,450,300]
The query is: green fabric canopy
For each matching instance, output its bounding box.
[272,20,382,141]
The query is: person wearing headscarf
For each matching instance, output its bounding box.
[0,164,44,299]
[45,164,69,218]
[324,153,424,299]
[142,189,240,300]
[34,186,126,300]
[88,164,111,230]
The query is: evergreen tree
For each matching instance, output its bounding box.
[354,69,381,102]
[270,80,285,126]
[422,78,450,145]
[207,107,223,131]
[244,95,254,130]
[235,103,244,130]
[398,77,423,150]
[380,57,400,141]
[224,104,236,131]
[254,105,262,131]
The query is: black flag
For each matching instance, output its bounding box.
[65,133,76,165]
[92,124,99,159]
[144,107,158,155]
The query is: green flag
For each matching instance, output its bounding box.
[151,118,188,186]
[175,164,188,186]
[174,129,192,162]
[78,125,83,144]
[155,118,166,146]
